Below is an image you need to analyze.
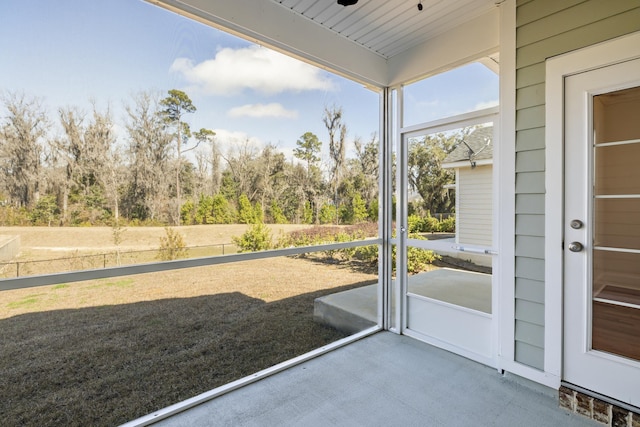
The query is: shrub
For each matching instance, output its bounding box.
[303,201,313,224]
[180,198,195,224]
[351,194,368,224]
[351,233,439,274]
[439,216,456,232]
[422,216,441,232]
[233,223,273,252]
[270,201,287,224]
[407,214,423,233]
[30,195,59,226]
[237,194,256,224]
[406,248,439,273]
[354,244,378,264]
[367,199,379,222]
[211,194,236,224]
[157,227,187,261]
[323,231,355,260]
[318,203,337,224]
[0,205,31,226]
[277,223,377,249]
[274,222,441,273]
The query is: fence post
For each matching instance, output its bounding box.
[222,244,225,255]
[103,254,107,268]
[16,262,19,278]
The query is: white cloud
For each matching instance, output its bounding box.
[212,128,264,154]
[170,46,335,96]
[228,103,298,119]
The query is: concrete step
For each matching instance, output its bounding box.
[313,284,377,334]
[314,268,492,334]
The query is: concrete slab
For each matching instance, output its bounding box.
[0,234,20,261]
[409,268,491,313]
[314,268,491,334]
[313,285,377,334]
[151,332,599,427]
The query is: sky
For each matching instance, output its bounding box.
[0,0,498,162]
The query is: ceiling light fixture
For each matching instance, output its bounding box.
[337,0,358,6]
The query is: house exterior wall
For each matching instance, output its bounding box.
[515,0,640,370]
[457,165,492,247]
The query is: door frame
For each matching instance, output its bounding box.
[395,107,499,368]
[545,31,640,387]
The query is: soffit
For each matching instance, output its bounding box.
[272,0,498,60]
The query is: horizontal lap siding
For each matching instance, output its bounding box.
[514,0,640,370]
[458,166,492,246]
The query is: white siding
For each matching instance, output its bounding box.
[457,165,492,247]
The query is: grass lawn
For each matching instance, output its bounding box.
[0,226,378,426]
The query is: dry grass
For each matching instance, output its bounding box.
[0,226,378,426]
[0,224,310,255]
[0,224,318,277]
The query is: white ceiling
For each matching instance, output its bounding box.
[272,0,499,60]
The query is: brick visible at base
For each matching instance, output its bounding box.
[559,387,639,426]
[613,406,630,427]
[576,393,593,417]
[559,385,576,411]
[593,398,611,424]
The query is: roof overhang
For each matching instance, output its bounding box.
[148,0,500,88]
[442,158,493,169]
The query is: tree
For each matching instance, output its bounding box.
[254,144,286,216]
[407,132,459,214]
[293,132,321,174]
[54,106,84,222]
[293,131,323,223]
[30,194,58,226]
[54,103,117,224]
[87,105,121,222]
[353,133,379,203]
[323,105,347,223]
[221,139,259,201]
[160,89,196,225]
[123,91,173,222]
[192,128,217,198]
[0,92,47,208]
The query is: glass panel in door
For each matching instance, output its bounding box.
[592,86,640,361]
[404,125,493,314]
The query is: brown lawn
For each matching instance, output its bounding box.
[0,225,378,426]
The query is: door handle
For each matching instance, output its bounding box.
[568,242,583,252]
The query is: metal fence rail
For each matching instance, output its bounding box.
[0,238,382,291]
[0,243,239,279]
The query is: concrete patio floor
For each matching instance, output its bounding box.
[150,332,598,427]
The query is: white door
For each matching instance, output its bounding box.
[564,57,640,406]
[397,117,497,368]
